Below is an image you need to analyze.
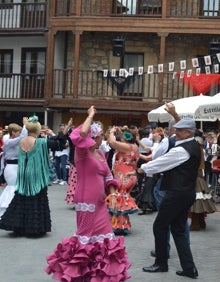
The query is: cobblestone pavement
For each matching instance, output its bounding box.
[0,184,219,282]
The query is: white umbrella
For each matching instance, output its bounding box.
[148,94,217,123]
[194,93,220,119]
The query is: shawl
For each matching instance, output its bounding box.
[16,138,50,196]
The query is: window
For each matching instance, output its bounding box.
[0,0,13,3]
[123,53,144,70]
[203,0,219,16]
[115,0,136,14]
[121,53,144,96]
[21,48,46,99]
[0,49,13,74]
[21,48,46,75]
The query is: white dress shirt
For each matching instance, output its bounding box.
[141,137,194,177]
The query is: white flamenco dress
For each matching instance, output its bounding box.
[0,163,18,218]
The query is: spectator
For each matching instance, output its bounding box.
[53,124,69,185]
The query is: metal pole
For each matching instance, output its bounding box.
[44,109,48,126]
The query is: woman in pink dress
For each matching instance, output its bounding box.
[45,106,131,282]
[64,121,77,206]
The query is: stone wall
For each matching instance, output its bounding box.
[66,31,213,72]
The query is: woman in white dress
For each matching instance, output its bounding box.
[0,118,28,218]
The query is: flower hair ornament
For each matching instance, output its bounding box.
[28,115,39,123]
[123,130,134,141]
[89,122,102,138]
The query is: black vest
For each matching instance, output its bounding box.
[161,139,201,192]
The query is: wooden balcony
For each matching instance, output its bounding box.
[0,2,48,33]
[48,69,194,112]
[49,0,220,36]
[53,0,220,18]
[1,70,220,112]
[0,73,45,106]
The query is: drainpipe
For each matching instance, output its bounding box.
[44,108,48,126]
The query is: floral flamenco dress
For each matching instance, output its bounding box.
[45,125,131,282]
[106,145,139,235]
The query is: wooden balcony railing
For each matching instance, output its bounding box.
[53,0,220,19]
[0,73,45,100]
[2,70,220,106]
[52,69,195,102]
[0,2,47,30]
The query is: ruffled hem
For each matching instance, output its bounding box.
[0,188,51,235]
[0,185,16,217]
[106,194,139,215]
[45,236,131,282]
[191,198,217,214]
[113,229,130,235]
[108,208,139,215]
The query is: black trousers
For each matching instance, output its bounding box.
[153,190,196,270]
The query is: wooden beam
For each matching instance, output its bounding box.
[158,33,168,103]
[45,30,56,103]
[49,17,220,35]
[73,31,82,98]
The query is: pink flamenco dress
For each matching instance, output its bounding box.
[106,145,139,235]
[65,163,77,205]
[45,125,131,282]
[65,132,77,206]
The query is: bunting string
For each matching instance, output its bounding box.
[102,53,220,95]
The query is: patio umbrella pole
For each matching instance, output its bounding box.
[200,121,203,130]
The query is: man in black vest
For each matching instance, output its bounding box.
[139,118,201,279]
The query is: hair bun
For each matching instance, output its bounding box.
[123,130,134,141]
[28,115,38,123]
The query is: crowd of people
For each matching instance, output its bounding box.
[0,105,219,281]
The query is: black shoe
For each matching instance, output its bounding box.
[176,267,198,279]
[150,250,170,259]
[143,263,168,273]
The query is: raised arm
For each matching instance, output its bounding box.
[164,102,180,123]
[80,106,96,137]
[108,126,131,153]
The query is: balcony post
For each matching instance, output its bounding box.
[76,0,82,16]
[73,31,82,98]
[45,30,56,101]
[158,32,169,103]
[162,0,167,18]
[49,0,56,17]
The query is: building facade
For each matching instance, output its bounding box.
[1,0,220,131]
